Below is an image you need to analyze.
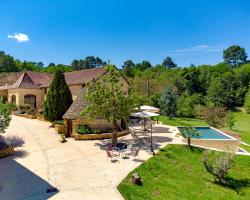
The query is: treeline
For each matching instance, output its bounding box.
[1,45,250,115]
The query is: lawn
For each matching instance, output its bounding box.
[118,145,250,200]
[156,111,250,152]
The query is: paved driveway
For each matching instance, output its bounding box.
[0,116,178,200]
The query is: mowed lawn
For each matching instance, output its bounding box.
[118,145,250,200]
[156,111,250,152]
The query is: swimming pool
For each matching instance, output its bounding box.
[178,126,240,151]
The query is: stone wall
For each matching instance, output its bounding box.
[182,138,240,152]
[71,118,121,137]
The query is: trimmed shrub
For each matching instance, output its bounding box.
[43,70,73,121]
[76,124,92,134]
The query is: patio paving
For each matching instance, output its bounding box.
[0,115,180,200]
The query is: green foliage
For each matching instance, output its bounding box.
[71,56,106,70]
[54,120,64,125]
[223,45,248,67]
[81,65,138,144]
[122,60,135,77]
[43,70,73,122]
[202,150,235,184]
[207,72,246,108]
[178,126,201,148]
[244,87,250,114]
[176,92,205,117]
[162,56,177,69]
[42,64,72,73]
[0,51,18,72]
[225,111,236,130]
[201,106,227,128]
[158,86,177,119]
[0,103,11,134]
[76,124,92,134]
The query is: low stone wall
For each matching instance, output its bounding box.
[72,118,121,136]
[182,138,240,152]
[74,130,129,140]
[37,114,46,121]
[15,114,37,119]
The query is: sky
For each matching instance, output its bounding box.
[1,0,250,67]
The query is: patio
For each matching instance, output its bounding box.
[0,115,180,200]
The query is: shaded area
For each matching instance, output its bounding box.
[0,156,58,200]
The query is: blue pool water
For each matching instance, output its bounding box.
[179,127,231,139]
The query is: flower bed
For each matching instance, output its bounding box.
[74,130,129,140]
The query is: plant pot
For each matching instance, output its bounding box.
[0,146,14,158]
[54,124,66,134]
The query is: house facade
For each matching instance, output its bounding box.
[0,67,129,110]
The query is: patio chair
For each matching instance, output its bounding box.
[130,149,140,159]
[129,128,140,144]
[106,150,119,162]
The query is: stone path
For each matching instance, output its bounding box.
[0,116,179,200]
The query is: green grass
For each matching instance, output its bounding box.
[118,145,250,200]
[156,112,250,152]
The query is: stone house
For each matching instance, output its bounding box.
[0,67,129,136]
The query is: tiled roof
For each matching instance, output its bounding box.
[0,67,107,90]
[63,92,88,119]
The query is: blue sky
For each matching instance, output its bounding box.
[1,0,250,67]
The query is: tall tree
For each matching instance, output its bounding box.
[122,60,135,77]
[223,45,247,67]
[43,70,73,122]
[162,57,177,69]
[0,51,18,72]
[158,86,177,119]
[71,56,106,70]
[81,65,137,145]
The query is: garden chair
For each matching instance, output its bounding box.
[106,150,119,162]
[130,149,140,159]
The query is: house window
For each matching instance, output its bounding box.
[11,95,16,104]
[24,94,36,108]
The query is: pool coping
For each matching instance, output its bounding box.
[177,126,238,141]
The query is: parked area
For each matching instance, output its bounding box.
[0,115,180,200]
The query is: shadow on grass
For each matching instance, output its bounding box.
[214,178,250,195]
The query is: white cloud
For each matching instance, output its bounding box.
[7,33,29,42]
[166,44,224,56]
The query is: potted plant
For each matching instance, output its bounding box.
[54,120,66,134]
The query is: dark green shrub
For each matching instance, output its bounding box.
[76,124,92,134]
[54,120,64,125]
[43,69,73,121]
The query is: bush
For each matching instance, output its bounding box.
[2,135,25,148]
[0,103,11,134]
[7,103,17,111]
[244,87,250,113]
[201,106,227,128]
[202,150,235,185]
[76,124,92,134]
[54,120,64,125]
[225,111,236,130]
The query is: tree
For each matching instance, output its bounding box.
[0,51,18,72]
[43,70,73,122]
[158,86,177,119]
[134,60,152,71]
[122,60,135,77]
[202,150,235,185]
[162,57,177,69]
[71,56,106,70]
[0,103,11,135]
[81,65,137,145]
[179,127,201,149]
[223,45,247,67]
[244,87,250,114]
[201,106,227,128]
[225,111,236,130]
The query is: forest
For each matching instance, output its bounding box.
[1,45,250,119]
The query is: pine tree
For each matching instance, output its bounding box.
[43,70,73,121]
